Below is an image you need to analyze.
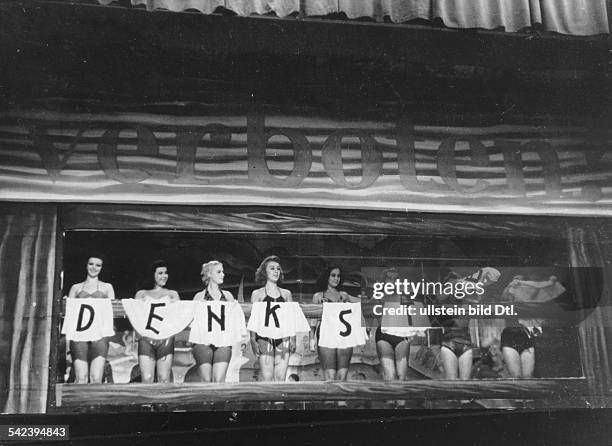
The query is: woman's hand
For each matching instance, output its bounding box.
[250,339,261,357]
[249,332,260,357]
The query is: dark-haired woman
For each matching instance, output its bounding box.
[249,256,295,382]
[66,256,115,384]
[191,260,240,383]
[312,266,362,381]
[134,260,180,383]
[500,275,560,378]
[375,268,417,381]
[436,272,474,380]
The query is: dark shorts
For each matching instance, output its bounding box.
[255,334,287,350]
[375,326,408,349]
[501,327,535,354]
[138,336,175,359]
[192,343,232,365]
[441,337,473,357]
[70,339,109,362]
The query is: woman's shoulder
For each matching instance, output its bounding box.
[99,281,113,290]
[99,281,115,298]
[133,289,147,299]
[193,290,206,301]
[312,291,324,303]
[68,282,82,292]
[339,291,352,301]
[221,290,236,302]
[251,287,265,301]
[67,282,82,298]
[279,287,292,300]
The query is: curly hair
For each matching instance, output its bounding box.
[200,260,223,285]
[315,266,343,293]
[255,255,284,285]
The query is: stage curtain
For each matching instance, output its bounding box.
[0,205,57,414]
[531,0,609,35]
[567,223,612,407]
[431,0,532,32]
[117,0,608,35]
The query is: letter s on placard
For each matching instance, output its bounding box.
[338,309,352,337]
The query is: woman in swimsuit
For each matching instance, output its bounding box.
[375,268,412,381]
[500,274,558,378]
[312,266,361,381]
[66,255,115,384]
[436,272,474,380]
[249,255,295,381]
[192,260,236,382]
[134,260,180,383]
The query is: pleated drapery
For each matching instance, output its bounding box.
[1,205,57,414]
[107,0,609,35]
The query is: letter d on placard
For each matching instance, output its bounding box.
[76,304,95,332]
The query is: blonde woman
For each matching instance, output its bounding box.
[192,260,237,382]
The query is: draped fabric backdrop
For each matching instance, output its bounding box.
[0,205,57,413]
[102,0,610,35]
[568,224,612,406]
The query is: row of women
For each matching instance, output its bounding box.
[63,256,556,384]
[63,255,367,384]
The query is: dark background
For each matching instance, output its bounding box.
[1,0,610,442]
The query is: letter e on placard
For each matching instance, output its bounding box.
[145,303,165,335]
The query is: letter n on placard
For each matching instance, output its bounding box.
[207,304,226,331]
